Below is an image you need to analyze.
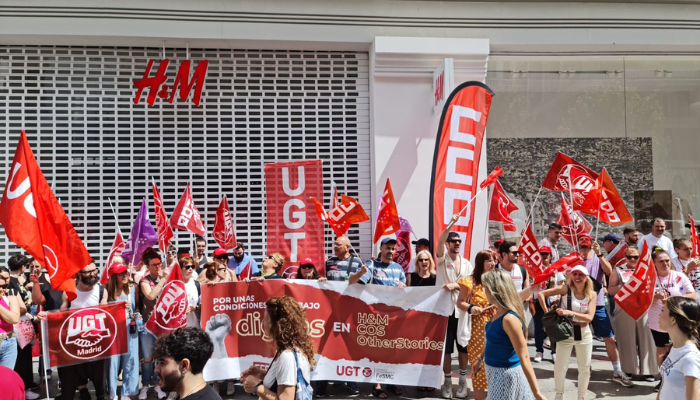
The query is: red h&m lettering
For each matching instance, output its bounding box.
[133,59,208,106]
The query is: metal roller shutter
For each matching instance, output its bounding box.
[0,45,371,269]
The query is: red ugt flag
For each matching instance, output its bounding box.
[100,232,126,285]
[542,153,598,209]
[0,131,92,301]
[212,196,236,250]
[578,168,632,225]
[170,184,205,236]
[153,182,174,253]
[374,179,401,243]
[489,180,519,232]
[44,302,128,367]
[689,215,699,258]
[556,194,592,246]
[312,195,370,237]
[614,240,657,320]
[145,264,188,337]
[393,230,412,272]
[518,223,545,278]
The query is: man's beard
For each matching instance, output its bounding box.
[159,369,183,393]
[79,274,98,286]
[234,254,244,263]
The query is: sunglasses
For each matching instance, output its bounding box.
[509,251,520,256]
[625,255,639,260]
[168,251,177,255]
[79,269,99,275]
[300,265,314,269]
[215,256,229,260]
[418,259,430,263]
[448,240,462,244]
[149,262,162,268]
[217,268,227,272]
[182,265,195,270]
[0,284,9,290]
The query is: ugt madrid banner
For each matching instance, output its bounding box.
[429,82,494,261]
[43,302,128,367]
[200,281,451,387]
[265,160,324,277]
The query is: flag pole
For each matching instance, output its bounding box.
[594,171,604,240]
[40,313,50,400]
[484,185,493,248]
[568,176,580,253]
[524,186,544,227]
[108,198,122,236]
[457,187,487,216]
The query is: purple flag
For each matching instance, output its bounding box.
[398,215,414,235]
[122,198,159,264]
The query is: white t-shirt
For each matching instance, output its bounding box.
[500,264,526,291]
[561,291,592,323]
[659,344,700,400]
[670,257,688,273]
[184,279,200,328]
[649,271,695,331]
[639,234,678,259]
[262,349,311,400]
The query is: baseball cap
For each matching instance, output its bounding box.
[493,239,504,248]
[380,237,397,246]
[598,234,621,244]
[177,248,191,258]
[539,246,552,254]
[300,257,315,266]
[107,263,128,279]
[412,238,430,247]
[577,233,593,240]
[213,248,229,258]
[569,265,589,276]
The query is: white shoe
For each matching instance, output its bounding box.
[25,391,40,400]
[455,379,468,398]
[139,386,150,400]
[534,352,543,363]
[112,396,120,400]
[543,337,552,349]
[227,380,236,395]
[155,385,167,399]
[441,377,453,399]
[554,394,563,400]
[551,353,557,363]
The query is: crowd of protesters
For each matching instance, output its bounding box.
[2,216,700,400]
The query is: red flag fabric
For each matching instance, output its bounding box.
[541,153,598,209]
[152,182,174,253]
[556,195,593,246]
[430,82,494,261]
[488,180,519,232]
[606,242,629,268]
[689,215,699,258]
[0,131,92,301]
[532,252,584,286]
[393,230,412,272]
[100,232,126,285]
[518,223,545,278]
[212,196,236,250]
[44,302,128,367]
[479,166,503,190]
[145,264,188,337]
[374,179,401,243]
[238,261,252,280]
[578,169,632,225]
[614,240,657,320]
[312,195,370,238]
[170,184,205,236]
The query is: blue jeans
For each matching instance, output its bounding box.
[534,302,556,355]
[0,337,18,369]
[109,327,140,397]
[140,330,159,386]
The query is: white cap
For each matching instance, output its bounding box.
[569,265,589,276]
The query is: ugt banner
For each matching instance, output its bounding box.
[200,280,451,387]
[429,82,494,261]
[265,160,324,277]
[43,302,128,367]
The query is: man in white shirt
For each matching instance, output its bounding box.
[436,214,473,399]
[538,223,563,262]
[638,218,677,258]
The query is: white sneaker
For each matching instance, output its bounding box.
[554,394,563,400]
[455,379,468,398]
[155,385,167,399]
[139,386,150,400]
[441,377,453,399]
[227,380,236,395]
[25,391,40,400]
[543,337,552,349]
[534,352,543,363]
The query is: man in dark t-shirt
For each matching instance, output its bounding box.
[325,236,363,282]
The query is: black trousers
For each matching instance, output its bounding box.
[58,359,106,400]
[14,340,34,387]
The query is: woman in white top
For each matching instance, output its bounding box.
[538,265,597,400]
[657,296,700,400]
[178,257,201,328]
[241,296,315,400]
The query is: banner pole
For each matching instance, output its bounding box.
[40,312,50,400]
[524,186,543,227]
[457,187,486,216]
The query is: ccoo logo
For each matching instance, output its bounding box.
[59,308,118,360]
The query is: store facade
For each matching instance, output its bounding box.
[1,0,699,263]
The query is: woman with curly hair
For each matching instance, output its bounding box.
[241,296,316,400]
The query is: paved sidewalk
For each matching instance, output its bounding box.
[31,338,658,399]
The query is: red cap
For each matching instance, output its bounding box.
[107,263,128,279]
[300,257,314,266]
[577,233,593,240]
[539,246,552,254]
[493,239,504,248]
[213,248,229,258]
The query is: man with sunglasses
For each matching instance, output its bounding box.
[497,241,529,292]
[56,262,108,400]
[435,214,473,399]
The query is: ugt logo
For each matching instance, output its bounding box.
[133,59,208,106]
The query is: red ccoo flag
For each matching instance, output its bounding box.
[557,194,592,246]
[170,183,205,236]
[479,166,503,190]
[0,131,92,300]
[100,232,126,285]
[311,195,369,237]
[373,179,401,243]
[614,240,657,320]
[145,263,188,337]
[518,223,545,279]
[578,168,632,225]
[212,196,236,250]
[542,153,598,209]
[488,179,519,232]
[689,215,700,259]
[533,252,584,286]
[152,182,174,253]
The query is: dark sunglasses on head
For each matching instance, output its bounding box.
[626,255,639,260]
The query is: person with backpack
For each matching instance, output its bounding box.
[537,265,597,400]
[241,296,314,400]
[497,241,529,294]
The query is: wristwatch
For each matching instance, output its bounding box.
[254,381,265,395]
[467,304,474,314]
